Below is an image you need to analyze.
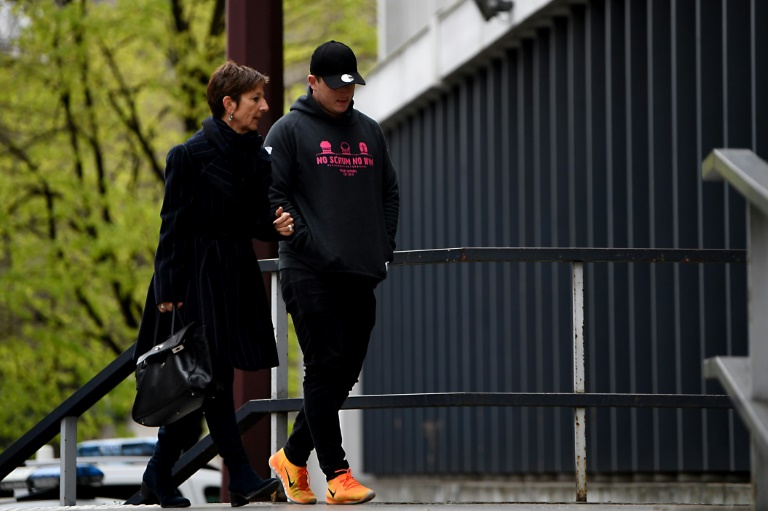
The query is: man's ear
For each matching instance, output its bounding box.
[308,75,318,91]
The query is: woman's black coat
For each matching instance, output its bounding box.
[135,117,281,371]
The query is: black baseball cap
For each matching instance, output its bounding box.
[309,40,366,89]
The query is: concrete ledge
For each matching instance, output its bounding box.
[371,476,751,505]
[702,149,768,217]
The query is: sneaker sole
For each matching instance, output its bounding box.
[325,491,376,505]
[268,456,317,505]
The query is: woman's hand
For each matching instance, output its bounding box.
[158,302,183,313]
[273,206,294,236]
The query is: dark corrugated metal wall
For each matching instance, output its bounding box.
[363,0,767,475]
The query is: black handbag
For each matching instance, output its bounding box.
[132,310,214,427]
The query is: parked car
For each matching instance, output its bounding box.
[0,438,221,507]
[76,437,157,457]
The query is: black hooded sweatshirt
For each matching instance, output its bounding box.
[266,91,400,284]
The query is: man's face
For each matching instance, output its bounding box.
[309,75,355,118]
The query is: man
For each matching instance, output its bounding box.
[266,40,399,505]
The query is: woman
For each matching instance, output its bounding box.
[134,61,293,508]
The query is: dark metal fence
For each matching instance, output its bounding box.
[368,0,768,477]
[0,247,745,505]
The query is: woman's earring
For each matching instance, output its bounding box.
[228,112,234,121]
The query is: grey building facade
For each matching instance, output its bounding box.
[356,0,768,476]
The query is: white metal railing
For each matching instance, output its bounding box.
[701,148,768,510]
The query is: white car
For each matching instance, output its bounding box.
[0,438,222,507]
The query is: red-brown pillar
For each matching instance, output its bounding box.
[224,0,284,493]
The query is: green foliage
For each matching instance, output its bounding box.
[0,335,136,448]
[282,0,377,109]
[0,0,376,455]
[0,0,226,449]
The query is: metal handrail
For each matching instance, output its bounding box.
[0,247,746,505]
[702,148,768,216]
[257,247,745,272]
[0,347,135,481]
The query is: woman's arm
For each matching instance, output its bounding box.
[153,144,196,305]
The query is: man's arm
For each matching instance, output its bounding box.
[380,132,400,256]
[266,121,309,251]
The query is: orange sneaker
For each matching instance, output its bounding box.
[268,448,317,504]
[325,468,375,505]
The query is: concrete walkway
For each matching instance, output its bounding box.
[0,503,750,511]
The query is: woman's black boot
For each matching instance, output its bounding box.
[227,464,280,507]
[138,424,194,508]
[140,459,191,508]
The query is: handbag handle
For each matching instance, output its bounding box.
[152,305,186,347]
[170,306,184,332]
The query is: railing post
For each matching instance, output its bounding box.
[572,262,587,502]
[748,203,768,508]
[60,416,77,506]
[748,202,768,402]
[270,272,289,455]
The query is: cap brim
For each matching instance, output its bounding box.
[322,72,366,89]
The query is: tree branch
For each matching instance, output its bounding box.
[209,0,226,37]
[112,280,139,329]
[98,41,165,184]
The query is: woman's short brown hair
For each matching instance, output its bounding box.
[206,60,270,118]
